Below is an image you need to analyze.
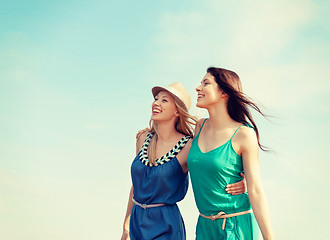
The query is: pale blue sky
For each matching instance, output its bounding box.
[1,0,329,239]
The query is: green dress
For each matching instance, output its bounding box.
[187,119,259,239]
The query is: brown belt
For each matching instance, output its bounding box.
[199,209,252,230]
[132,198,165,209]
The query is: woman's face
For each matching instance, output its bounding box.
[195,73,223,108]
[151,91,179,122]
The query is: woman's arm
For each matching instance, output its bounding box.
[240,128,274,240]
[121,186,134,240]
[176,139,192,173]
[121,131,147,239]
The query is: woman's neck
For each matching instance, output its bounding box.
[207,102,234,129]
[156,120,180,142]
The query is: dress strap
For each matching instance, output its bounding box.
[197,118,208,136]
[230,125,244,141]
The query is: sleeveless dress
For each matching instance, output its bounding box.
[187,119,259,240]
[130,132,190,240]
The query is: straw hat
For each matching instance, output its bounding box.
[152,82,191,112]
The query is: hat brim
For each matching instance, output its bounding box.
[152,86,188,112]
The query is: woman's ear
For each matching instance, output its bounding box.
[218,87,227,98]
[221,91,228,98]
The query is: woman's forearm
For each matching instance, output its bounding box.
[248,187,274,240]
[123,186,134,231]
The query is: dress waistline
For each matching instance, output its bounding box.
[132,198,166,209]
[199,209,252,230]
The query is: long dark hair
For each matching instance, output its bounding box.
[207,67,268,151]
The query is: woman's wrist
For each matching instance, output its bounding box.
[263,232,275,240]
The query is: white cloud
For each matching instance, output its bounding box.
[149,0,328,110]
[241,63,330,108]
[224,0,316,61]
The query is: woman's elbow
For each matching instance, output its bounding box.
[247,184,264,198]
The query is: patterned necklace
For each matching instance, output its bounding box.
[139,132,191,167]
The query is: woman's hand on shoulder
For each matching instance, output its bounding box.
[136,127,150,139]
[136,128,149,154]
[136,130,149,154]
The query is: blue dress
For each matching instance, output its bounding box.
[130,133,190,240]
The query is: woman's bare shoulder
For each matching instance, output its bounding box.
[235,126,258,149]
[237,125,256,139]
[194,118,206,136]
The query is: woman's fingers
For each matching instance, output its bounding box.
[136,127,149,139]
[226,177,246,195]
[226,185,244,191]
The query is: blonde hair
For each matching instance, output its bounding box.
[148,101,196,165]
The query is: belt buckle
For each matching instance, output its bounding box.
[141,204,147,209]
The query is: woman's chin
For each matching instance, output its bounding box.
[196,102,206,108]
[151,115,161,121]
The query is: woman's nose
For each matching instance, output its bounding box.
[196,85,201,92]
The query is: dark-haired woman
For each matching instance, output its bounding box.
[187,67,274,239]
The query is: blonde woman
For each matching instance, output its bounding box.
[121,82,195,240]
